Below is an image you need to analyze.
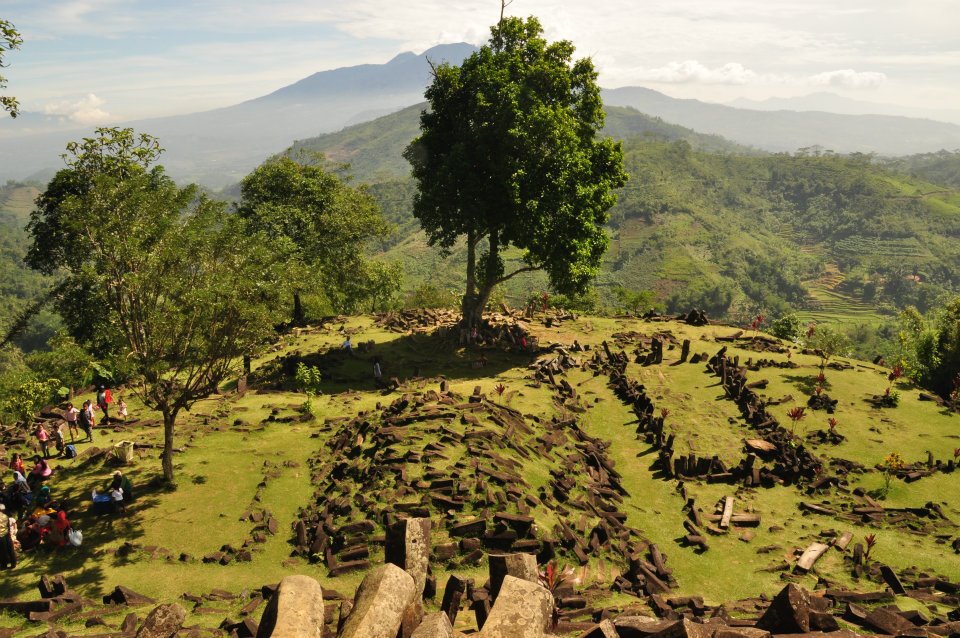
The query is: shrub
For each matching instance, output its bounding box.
[771,314,804,341]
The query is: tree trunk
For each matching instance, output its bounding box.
[292,292,305,326]
[161,408,177,485]
[461,230,481,336]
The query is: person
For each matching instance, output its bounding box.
[78,400,94,442]
[372,356,384,388]
[64,402,80,440]
[342,336,354,355]
[35,485,52,509]
[53,421,66,456]
[45,510,72,548]
[35,424,50,459]
[97,386,112,422]
[28,456,53,488]
[0,503,16,569]
[6,472,30,517]
[9,453,24,476]
[117,397,128,422]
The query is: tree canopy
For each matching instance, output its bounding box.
[0,18,21,118]
[237,154,395,322]
[404,16,627,326]
[27,128,291,483]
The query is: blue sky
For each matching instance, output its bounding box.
[2,0,958,122]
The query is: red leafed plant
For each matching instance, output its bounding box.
[953,448,959,460]
[827,417,839,432]
[806,322,817,339]
[814,372,827,396]
[787,406,806,434]
[494,383,506,396]
[660,408,670,420]
[864,533,878,560]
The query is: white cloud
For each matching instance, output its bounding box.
[808,69,887,89]
[43,93,113,124]
[631,60,761,85]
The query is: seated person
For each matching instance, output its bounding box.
[44,511,72,548]
[16,516,44,551]
[35,485,52,508]
[28,456,53,488]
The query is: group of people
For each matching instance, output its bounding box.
[0,387,134,570]
[1,453,74,569]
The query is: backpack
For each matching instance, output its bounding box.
[63,444,77,459]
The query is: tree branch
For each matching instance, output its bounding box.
[492,265,539,286]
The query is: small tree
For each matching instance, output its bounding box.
[806,324,851,369]
[405,16,627,330]
[1,19,22,117]
[27,128,291,483]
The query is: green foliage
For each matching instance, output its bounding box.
[26,128,293,481]
[667,280,735,317]
[806,324,852,364]
[294,363,323,395]
[25,332,97,391]
[405,16,627,323]
[551,288,601,313]
[770,314,804,341]
[2,377,63,425]
[614,287,660,315]
[237,153,393,319]
[0,19,22,117]
[405,283,459,309]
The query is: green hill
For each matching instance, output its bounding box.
[0,183,61,351]
[288,106,960,341]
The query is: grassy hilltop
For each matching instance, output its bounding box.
[1,313,957,636]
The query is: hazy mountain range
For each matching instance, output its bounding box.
[3,42,960,188]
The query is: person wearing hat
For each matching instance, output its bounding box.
[0,503,16,569]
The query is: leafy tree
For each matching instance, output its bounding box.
[923,296,960,398]
[404,16,627,329]
[237,155,392,324]
[26,128,291,483]
[806,324,851,369]
[1,19,22,117]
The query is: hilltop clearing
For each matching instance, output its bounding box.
[1,313,957,636]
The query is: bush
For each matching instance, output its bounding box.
[405,283,459,309]
[294,363,323,394]
[771,314,804,341]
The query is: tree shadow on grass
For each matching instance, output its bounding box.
[255,328,540,395]
[783,373,829,395]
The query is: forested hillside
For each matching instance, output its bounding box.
[289,107,960,332]
[0,183,60,351]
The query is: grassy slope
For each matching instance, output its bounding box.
[1,315,957,636]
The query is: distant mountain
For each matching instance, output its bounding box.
[288,102,754,183]
[603,86,960,156]
[0,43,478,189]
[729,92,960,126]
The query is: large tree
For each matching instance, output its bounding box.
[404,16,627,328]
[237,155,394,324]
[1,19,21,117]
[27,128,290,483]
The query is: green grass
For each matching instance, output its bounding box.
[1,314,958,635]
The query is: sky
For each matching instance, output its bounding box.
[2,0,958,123]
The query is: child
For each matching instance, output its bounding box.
[35,424,51,459]
[117,397,128,422]
[53,422,66,456]
[64,403,80,441]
